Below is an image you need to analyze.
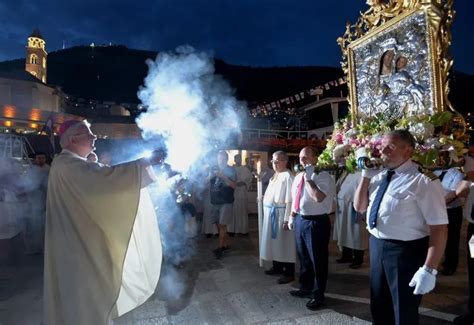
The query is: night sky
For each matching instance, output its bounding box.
[0,0,473,74]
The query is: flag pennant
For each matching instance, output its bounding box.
[250,74,349,116]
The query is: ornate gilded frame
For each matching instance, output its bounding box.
[337,0,455,123]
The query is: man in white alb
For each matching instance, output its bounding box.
[260,151,295,284]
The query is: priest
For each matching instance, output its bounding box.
[44,120,163,325]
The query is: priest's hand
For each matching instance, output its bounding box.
[148,149,165,165]
[140,149,165,167]
[282,221,289,230]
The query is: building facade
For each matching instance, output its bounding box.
[25,29,47,84]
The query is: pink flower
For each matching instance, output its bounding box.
[349,138,360,147]
[334,133,344,144]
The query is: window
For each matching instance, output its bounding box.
[42,57,46,68]
[30,54,38,65]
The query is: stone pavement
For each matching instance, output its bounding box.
[0,215,470,324]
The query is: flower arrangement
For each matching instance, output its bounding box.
[316,111,468,172]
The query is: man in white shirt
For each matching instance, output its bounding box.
[454,137,474,325]
[434,167,465,275]
[354,129,448,325]
[288,147,336,310]
[464,139,474,182]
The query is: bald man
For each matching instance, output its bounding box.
[289,146,335,310]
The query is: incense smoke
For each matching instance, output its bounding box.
[136,45,244,174]
[135,46,246,299]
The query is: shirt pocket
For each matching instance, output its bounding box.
[385,191,415,215]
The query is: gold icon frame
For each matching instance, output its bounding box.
[337,0,455,123]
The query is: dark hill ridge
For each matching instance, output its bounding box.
[0,45,344,104]
[0,45,472,116]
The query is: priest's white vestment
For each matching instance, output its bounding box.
[231,165,253,234]
[333,171,368,251]
[44,151,162,325]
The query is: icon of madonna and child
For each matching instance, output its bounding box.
[353,21,435,121]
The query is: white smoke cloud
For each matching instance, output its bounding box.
[136,45,245,175]
[135,46,245,298]
[156,264,186,301]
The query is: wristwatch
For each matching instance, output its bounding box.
[422,265,438,276]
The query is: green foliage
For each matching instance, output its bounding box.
[317,112,467,171]
[413,149,438,166]
[429,111,453,127]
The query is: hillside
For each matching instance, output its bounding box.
[0,45,472,117]
[0,45,344,104]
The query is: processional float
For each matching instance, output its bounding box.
[256,0,468,263]
[316,0,467,172]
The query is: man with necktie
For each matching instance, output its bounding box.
[288,146,336,310]
[354,129,448,325]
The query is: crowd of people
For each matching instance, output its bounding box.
[0,152,50,278]
[1,119,474,324]
[195,130,474,323]
[255,130,474,324]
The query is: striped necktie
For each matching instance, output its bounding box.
[369,170,395,229]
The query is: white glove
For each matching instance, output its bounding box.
[288,216,295,230]
[304,165,315,180]
[408,266,437,295]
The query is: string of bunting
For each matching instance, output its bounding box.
[249,76,347,118]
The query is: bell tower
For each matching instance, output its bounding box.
[25,28,47,83]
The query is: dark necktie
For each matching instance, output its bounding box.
[369,170,395,229]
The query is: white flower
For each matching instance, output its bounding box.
[333,144,350,161]
[344,129,358,139]
[424,137,442,148]
[449,149,460,162]
[409,122,434,141]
